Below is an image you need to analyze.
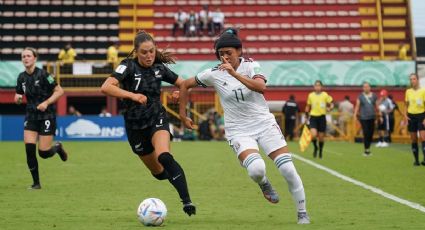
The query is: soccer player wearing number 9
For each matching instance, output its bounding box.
[179,28,309,224]
[101,31,195,216]
[14,48,68,190]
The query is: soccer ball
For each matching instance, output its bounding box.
[137,198,167,226]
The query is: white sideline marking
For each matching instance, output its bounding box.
[292,153,425,213]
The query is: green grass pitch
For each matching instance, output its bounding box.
[1,140,425,229]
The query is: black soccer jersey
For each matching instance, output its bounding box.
[16,67,57,120]
[112,58,178,129]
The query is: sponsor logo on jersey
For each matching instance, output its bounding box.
[154,70,162,78]
[134,73,142,77]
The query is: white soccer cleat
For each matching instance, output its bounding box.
[381,142,389,147]
[297,212,310,224]
[375,142,383,147]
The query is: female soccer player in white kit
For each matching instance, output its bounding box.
[179,28,309,224]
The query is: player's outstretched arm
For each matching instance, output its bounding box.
[101,77,147,105]
[179,77,197,129]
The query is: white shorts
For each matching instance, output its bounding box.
[228,122,287,156]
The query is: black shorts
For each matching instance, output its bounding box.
[126,114,172,156]
[407,113,425,132]
[24,118,56,135]
[378,114,390,131]
[309,115,327,132]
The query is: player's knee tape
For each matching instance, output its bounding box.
[274,154,303,192]
[152,170,169,180]
[242,153,266,184]
[38,149,55,159]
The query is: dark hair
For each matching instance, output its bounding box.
[289,94,295,100]
[127,30,175,64]
[344,95,350,100]
[23,47,38,58]
[214,28,242,59]
[314,80,323,86]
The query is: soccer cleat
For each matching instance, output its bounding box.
[375,142,383,147]
[421,161,425,166]
[414,161,420,166]
[28,183,41,190]
[259,179,279,204]
[297,212,310,224]
[55,142,68,161]
[183,202,196,216]
[381,142,389,147]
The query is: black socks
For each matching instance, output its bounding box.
[412,143,419,163]
[158,152,191,204]
[319,141,324,158]
[312,139,317,157]
[25,143,39,185]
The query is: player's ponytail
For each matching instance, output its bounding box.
[129,30,176,64]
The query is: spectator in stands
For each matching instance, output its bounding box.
[58,43,77,63]
[305,80,334,159]
[99,106,112,117]
[100,30,196,215]
[107,42,119,64]
[186,10,199,37]
[212,7,225,35]
[198,112,216,140]
[353,82,380,156]
[398,43,408,60]
[14,47,68,190]
[213,111,225,140]
[67,105,82,117]
[282,94,299,141]
[172,8,188,36]
[338,95,354,136]
[198,5,213,36]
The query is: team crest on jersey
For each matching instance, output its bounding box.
[35,80,40,86]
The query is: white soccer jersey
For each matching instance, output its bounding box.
[196,58,275,138]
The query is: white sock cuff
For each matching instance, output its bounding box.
[274,153,292,168]
[242,153,262,168]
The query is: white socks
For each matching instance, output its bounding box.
[274,153,306,213]
[242,153,267,185]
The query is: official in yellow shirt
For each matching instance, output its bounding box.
[107,42,119,64]
[305,80,333,158]
[404,73,425,166]
[58,43,77,63]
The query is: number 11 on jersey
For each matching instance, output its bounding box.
[232,88,244,102]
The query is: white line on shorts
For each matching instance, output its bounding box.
[292,153,425,213]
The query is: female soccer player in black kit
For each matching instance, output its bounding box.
[14,47,68,190]
[101,31,196,216]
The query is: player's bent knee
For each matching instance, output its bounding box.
[243,153,266,183]
[158,152,174,165]
[152,170,169,180]
[38,149,52,159]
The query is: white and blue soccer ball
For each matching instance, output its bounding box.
[137,198,167,226]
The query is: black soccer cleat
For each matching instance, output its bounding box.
[55,142,68,162]
[414,161,420,166]
[421,161,425,166]
[28,183,41,190]
[183,202,196,216]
